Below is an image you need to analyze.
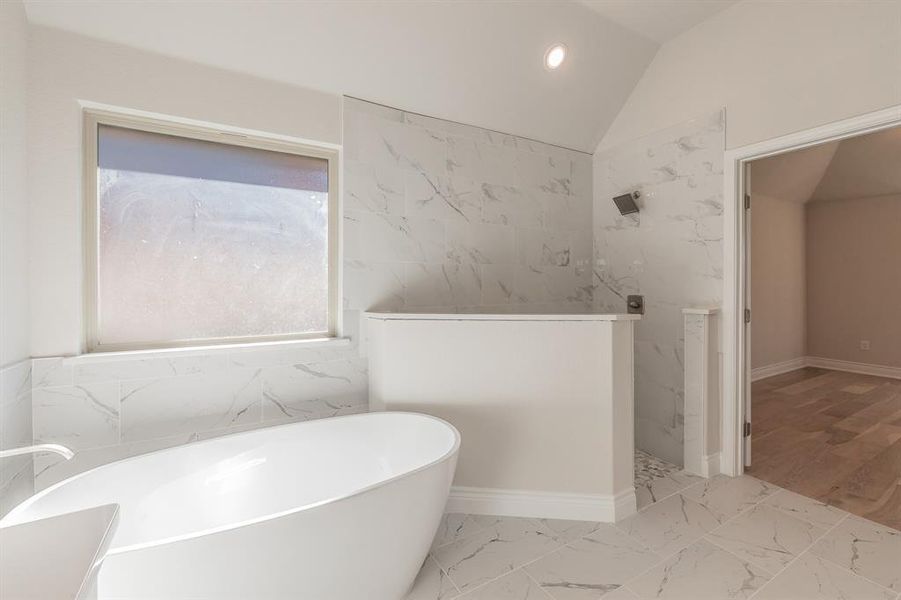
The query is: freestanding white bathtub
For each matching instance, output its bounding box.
[2,412,460,600]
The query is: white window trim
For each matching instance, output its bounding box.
[82,108,340,353]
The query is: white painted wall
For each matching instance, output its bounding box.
[0,0,35,518]
[368,314,638,521]
[807,195,901,368]
[749,194,807,370]
[27,26,341,357]
[0,0,30,367]
[599,0,901,152]
[23,0,659,152]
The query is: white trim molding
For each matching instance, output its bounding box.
[750,357,808,382]
[806,357,901,381]
[751,357,901,383]
[446,486,637,523]
[700,453,721,478]
[722,103,901,478]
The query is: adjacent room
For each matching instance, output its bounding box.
[749,126,901,530]
[1,1,899,599]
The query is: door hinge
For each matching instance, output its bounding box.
[744,308,751,323]
[743,422,752,437]
[745,194,751,209]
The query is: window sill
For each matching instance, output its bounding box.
[64,337,353,364]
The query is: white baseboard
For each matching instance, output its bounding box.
[751,357,808,382]
[701,453,721,478]
[805,356,901,380]
[446,486,637,522]
[752,356,901,382]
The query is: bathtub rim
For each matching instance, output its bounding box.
[2,411,461,556]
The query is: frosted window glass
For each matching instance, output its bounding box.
[96,125,330,347]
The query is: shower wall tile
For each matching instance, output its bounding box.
[343,260,406,312]
[445,221,516,265]
[342,96,594,316]
[593,110,725,465]
[344,161,405,215]
[480,184,544,228]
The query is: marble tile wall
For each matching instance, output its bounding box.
[0,359,34,516]
[593,111,725,465]
[30,345,367,490]
[25,98,594,493]
[342,97,594,320]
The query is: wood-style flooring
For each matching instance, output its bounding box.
[749,367,901,530]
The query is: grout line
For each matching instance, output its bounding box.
[521,569,557,600]
[618,481,786,588]
[432,520,592,597]
[812,548,900,596]
[746,513,852,600]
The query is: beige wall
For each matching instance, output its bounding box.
[750,194,807,369]
[0,0,30,366]
[807,195,901,368]
[27,26,341,356]
[598,0,901,152]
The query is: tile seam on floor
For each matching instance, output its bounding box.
[757,488,848,530]
[521,567,557,600]
[433,528,571,597]
[430,521,496,553]
[634,473,707,511]
[809,546,901,596]
[745,513,852,600]
[617,481,797,592]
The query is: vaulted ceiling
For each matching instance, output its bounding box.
[578,0,738,44]
[751,126,901,204]
[22,1,732,152]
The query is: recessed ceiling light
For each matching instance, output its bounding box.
[544,44,566,70]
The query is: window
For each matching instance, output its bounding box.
[83,111,338,352]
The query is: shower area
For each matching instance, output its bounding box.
[593,110,726,494]
[344,97,725,510]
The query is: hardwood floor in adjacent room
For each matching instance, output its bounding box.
[749,367,901,530]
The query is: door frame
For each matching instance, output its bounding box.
[720,104,901,477]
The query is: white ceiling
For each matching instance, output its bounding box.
[578,0,738,44]
[23,0,664,152]
[751,126,901,204]
[750,142,840,204]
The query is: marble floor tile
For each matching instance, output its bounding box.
[635,471,704,509]
[706,504,826,573]
[537,518,604,544]
[525,524,662,600]
[680,474,778,522]
[627,539,771,599]
[432,514,503,550]
[761,489,847,529]
[809,516,901,592]
[406,556,461,600]
[615,493,720,557]
[603,588,640,600]
[432,516,565,593]
[456,570,549,600]
[752,553,895,600]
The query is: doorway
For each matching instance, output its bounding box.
[730,116,901,529]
